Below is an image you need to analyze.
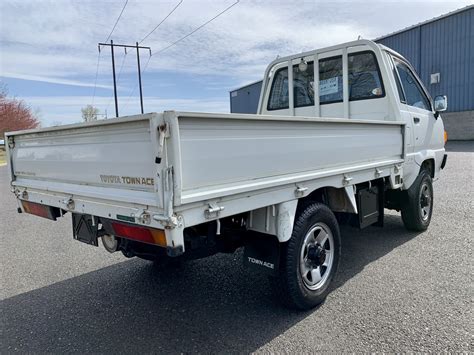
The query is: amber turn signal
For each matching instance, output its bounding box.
[111,222,167,247]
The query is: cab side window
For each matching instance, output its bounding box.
[394,59,431,111]
[267,67,289,110]
[348,52,384,100]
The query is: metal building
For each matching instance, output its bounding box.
[229,5,473,140]
[229,80,262,114]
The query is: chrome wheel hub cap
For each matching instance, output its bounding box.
[419,183,432,221]
[300,223,334,291]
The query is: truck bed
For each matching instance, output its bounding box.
[6,111,405,230]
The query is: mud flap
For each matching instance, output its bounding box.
[243,232,280,275]
[441,154,447,169]
[357,180,385,229]
[72,213,99,246]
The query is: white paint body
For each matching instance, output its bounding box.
[6,40,445,252]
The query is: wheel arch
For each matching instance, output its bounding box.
[248,186,357,243]
[412,147,444,181]
[297,186,358,215]
[421,158,435,178]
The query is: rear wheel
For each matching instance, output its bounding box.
[401,170,433,231]
[272,203,341,310]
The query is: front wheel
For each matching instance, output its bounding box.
[272,203,341,310]
[401,170,433,231]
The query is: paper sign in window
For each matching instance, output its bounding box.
[319,77,338,96]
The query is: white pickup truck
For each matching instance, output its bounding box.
[6,40,448,309]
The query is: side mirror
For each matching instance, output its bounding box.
[434,95,447,118]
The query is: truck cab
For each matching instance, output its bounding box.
[259,40,447,188]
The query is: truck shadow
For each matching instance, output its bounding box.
[1,214,419,353]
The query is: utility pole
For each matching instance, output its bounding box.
[98,41,151,117]
[136,42,144,114]
[110,40,118,117]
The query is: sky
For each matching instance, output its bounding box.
[0,0,472,127]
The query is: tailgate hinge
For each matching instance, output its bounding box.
[153,214,181,229]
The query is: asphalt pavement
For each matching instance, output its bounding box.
[1,142,473,353]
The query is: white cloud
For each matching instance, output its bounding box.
[1,0,472,120]
[3,0,472,84]
[23,95,229,127]
[1,72,114,89]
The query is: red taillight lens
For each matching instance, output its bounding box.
[111,222,166,247]
[21,201,58,220]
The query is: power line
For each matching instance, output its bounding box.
[91,0,129,106]
[138,0,183,44]
[99,41,151,117]
[154,0,239,55]
[122,1,239,110]
[104,0,129,43]
[117,0,184,112]
[91,50,101,106]
[121,55,151,112]
[105,50,129,113]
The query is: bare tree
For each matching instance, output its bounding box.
[0,88,40,136]
[81,105,99,122]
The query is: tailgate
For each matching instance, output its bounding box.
[6,114,163,208]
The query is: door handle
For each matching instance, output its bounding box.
[413,117,421,124]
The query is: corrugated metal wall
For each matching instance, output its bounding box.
[229,81,262,114]
[378,27,422,73]
[377,6,473,112]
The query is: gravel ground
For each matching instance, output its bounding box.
[0,141,472,353]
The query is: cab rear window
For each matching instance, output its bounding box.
[268,50,385,111]
[319,56,343,104]
[294,56,345,106]
[267,67,289,110]
[348,51,385,101]
[294,61,315,107]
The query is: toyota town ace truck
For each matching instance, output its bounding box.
[5,40,448,309]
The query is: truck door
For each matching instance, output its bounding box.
[392,57,433,152]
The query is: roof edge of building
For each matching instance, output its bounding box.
[374,4,473,41]
[229,79,263,93]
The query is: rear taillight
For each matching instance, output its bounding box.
[21,201,59,220]
[111,222,166,247]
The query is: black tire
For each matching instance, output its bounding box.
[401,169,433,231]
[271,203,341,310]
